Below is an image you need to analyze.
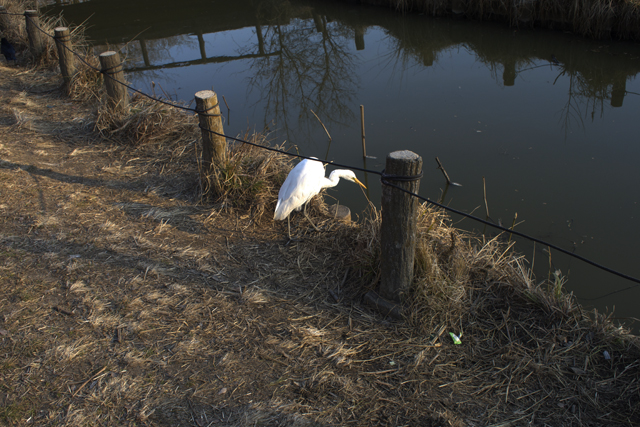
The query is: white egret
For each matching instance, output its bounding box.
[274,158,366,239]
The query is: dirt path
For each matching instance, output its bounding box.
[0,65,447,426]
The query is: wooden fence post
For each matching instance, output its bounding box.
[379,150,423,302]
[195,90,227,193]
[360,105,367,158]
[99,51,128,112]
[0,6,9,34]
[24,10,45,60]
[54,27,75,92]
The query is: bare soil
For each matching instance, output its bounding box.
[1,64,639,427]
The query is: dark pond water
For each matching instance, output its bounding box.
[46,0,640,331]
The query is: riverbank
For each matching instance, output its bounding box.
[350,0,640,41]
[1,1,640,425]
[3,63,638,427]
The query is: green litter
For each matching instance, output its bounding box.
[449,332,462,345]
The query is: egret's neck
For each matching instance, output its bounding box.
[322,170,352,189]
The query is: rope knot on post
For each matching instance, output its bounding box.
[380,169,424,185]
[195,101,222,118]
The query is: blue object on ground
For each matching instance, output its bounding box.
[1,38,16,61]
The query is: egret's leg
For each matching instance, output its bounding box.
[287,215,292,240]
[303,202,320,231]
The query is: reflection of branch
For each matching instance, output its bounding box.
[552,69,566,85]
[517,62,560,74]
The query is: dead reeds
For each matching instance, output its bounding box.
[199,132,293,221]
[2,62,639,427]
[384,0,640,40]
[0,0,102,99]
[1,0,639,425]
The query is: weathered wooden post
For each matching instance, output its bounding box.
[379,150,423,302]
[54,27,76,92]
[195,90,227,194]
[24,10,45,60]
[0,6,9,34]
[328,205,351,223]
[99,51,128,112]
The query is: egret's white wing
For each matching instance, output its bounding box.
[274,159,325,220]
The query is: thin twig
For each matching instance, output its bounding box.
[72,366,107,398]
[435,157,452,185]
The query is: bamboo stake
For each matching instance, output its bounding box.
[360,105,367,158]
[222,95,231,125]
[508,212,518,243]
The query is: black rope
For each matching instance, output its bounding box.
[199,125,382,175]
[381,179,640,288]
[13,13,640,295]
[195,101,222,117]
[380,169,423,183]
[100,64,124,74]
[21,15,204,114]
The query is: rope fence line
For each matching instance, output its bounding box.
[22,13,218,115]
[8,11,640,296]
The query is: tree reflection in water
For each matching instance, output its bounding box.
[243,15,358,144]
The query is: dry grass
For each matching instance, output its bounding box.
[1,0,103,100]
[383,0,640,40]
[0,1,639,425]
[1,57,639,427]
[200,132,294,221]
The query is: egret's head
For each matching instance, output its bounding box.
[343,171,366,189]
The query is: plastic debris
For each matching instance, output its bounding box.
[603,350,611,360]
[449,332,462,345]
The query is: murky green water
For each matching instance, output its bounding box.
[46,0,640,331]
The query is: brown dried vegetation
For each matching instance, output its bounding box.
[1,2,639,426]
[388,0,640,40]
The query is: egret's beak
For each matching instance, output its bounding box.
[354,177,366,189]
